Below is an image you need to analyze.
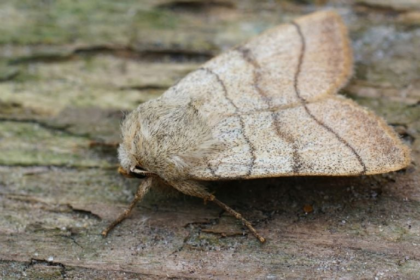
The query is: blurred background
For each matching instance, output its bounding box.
[0,0,419,279]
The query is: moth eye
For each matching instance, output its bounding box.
[128,165,148,179]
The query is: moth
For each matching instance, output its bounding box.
[102,11,410,243]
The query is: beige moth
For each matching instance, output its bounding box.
[103,10,411,243]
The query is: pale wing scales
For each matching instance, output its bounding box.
[196,11,351,114]
[206,112,295,178]
[158,11,409,180]
[208,116,254,177]
[273,102,365,175]
[191,96,409,179]
[192,102,362,179]
[295,11,353,101]
[204,25,301,113]
[163,69,236,116]
[203,50,271,113]
[306,96,410,174]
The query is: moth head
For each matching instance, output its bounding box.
[118,141,155,179]
[118,98,223,182]
[117,108,156,179]
[117,165,148,179]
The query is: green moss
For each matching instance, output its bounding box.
[0,0,155,45]
[0,61,19,81]
[0,121,112,167]
[134,9,180,30]
[0,56,179,115]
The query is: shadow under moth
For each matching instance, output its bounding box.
[102,10,410,243]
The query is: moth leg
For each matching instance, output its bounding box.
[102,177,152,237]
[172,181,266,243]
[210,196,266,243]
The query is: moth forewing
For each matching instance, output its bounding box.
[105,10,410,242]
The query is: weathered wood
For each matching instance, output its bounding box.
[0,0,419,278]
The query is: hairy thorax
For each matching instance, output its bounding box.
[118,97,222,182]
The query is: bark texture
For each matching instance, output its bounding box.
[0,0,419,279]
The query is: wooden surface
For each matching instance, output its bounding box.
[0,0,419,279]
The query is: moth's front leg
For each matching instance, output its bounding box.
[171,180,266,243]
[102,177,153,237]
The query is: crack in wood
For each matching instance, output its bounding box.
[9,45,214,65]
[24,258,67,279]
